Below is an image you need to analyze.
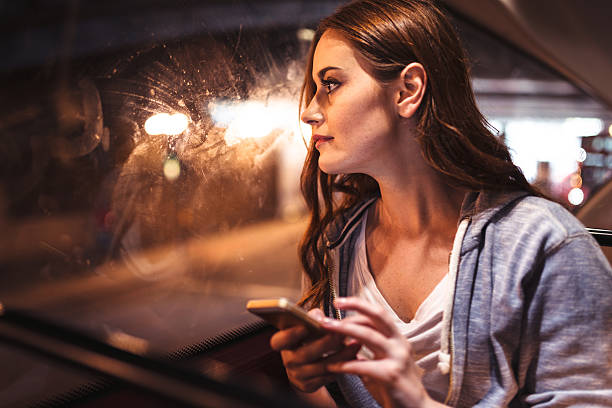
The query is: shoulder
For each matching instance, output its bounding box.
[461,193,611,281]
[503,196,588,243]
[482,195,595,255]
[459,193,611,313]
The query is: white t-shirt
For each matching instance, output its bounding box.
[346,214,450,402]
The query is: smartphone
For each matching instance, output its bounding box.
[246,298,325,334]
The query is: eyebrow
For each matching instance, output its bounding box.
[316,66,341,79]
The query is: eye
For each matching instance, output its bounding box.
[321,78,340,94]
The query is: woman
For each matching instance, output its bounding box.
[270,0,612,407]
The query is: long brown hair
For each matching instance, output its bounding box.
[298,0,542,307]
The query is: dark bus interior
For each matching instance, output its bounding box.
[1,1,611,406]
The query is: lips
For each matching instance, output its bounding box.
[313,134,334,149]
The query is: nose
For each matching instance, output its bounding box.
[300,99,324,127]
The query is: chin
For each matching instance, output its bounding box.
[317,161,336,175]
[317,153,340,174]
[317,154,354,175]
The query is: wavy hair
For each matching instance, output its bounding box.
[298,0,542,307]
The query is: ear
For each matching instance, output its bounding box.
[396,62,427,119]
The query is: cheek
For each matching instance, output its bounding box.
[331,91,389,132]
[333,97,394,146]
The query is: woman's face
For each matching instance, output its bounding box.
[301,30,400,175]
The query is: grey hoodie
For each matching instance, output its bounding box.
[321,191,612,407]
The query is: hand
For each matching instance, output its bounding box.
[270,308,361,393]
[320,297,443,408]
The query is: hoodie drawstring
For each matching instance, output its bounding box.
[438,217,470,375]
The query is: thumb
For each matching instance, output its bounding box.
[308,308,325,320]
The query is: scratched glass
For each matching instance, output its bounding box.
[0,1,610,406]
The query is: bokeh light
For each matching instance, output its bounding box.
[568,187,584,205]
[570,173,582,188]
[296,28,315,42]
[576,147,587,162]
[562,117,604,137]
[163,156,181,181]
[144,113,189,135]
[209,98,311,147]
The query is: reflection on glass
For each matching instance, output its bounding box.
[1,1,612,406]
[144,113,190,136]
[163,155,181,181]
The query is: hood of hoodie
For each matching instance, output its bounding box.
[323,190,531,251]
[457,190,530,254]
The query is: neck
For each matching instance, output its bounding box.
[374,175,463,237]
[367,138,464,241]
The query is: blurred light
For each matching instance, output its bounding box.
[585,152,605,166]
[570,173,582,188]
[144,113,189,135]
[504,119,582,182]
[609,124,612,137]
[567,187,584,205]
[209,98,311,147]
[107,330,149,355]
[576,148,587,162]
[297,28,315,42]
[562,117,603,137]
[163,156,181,181]
[487,119,504,137]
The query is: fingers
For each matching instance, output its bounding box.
[284,352,330,378]
[270,308,327,351]
[320,318,389,356]
[283,351,335,393]
[326,358,428,403]
[307,308,325,319]
[270,324,310,351]
[324,342,362,364]
[286,342,361,392]
[290,373,336,393]
[326,359,411,386]
[334,297,397,336]
[286,333,344,365]
[327,358,385,379]
[285,300,429,406]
